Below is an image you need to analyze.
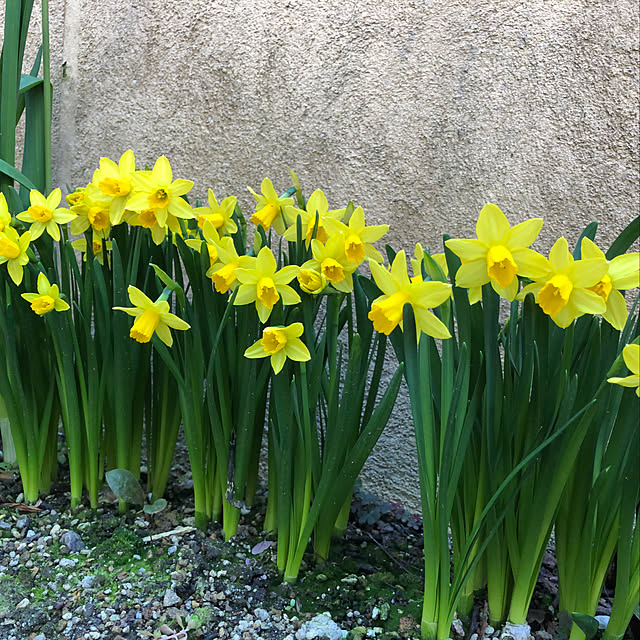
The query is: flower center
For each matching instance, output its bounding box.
[28,204,53,222]
[88,206,110,231]
[31,295,55,315]
[368,291,410,335]
[344,234,365,263]
[66,191,85,206]
[148,188,170,209]
[0,237,20,260]
[321,258,344,283]
[261,328,287,355]
[486,245,518,289]
[588,274,613,302]
[130,308,161,343]
[92,240,104,254]
[99,177,130,197]
[257,277,280,309]
[139,209,158,229]
[251,203,279,230]
[538,274,573,317]
[211,262,238,293]
[298,269,326,294]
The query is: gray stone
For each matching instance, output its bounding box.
[295,613,346,640]
[60,531,85,552]
[163,588,182,607]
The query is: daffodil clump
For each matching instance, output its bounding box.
[1,150,638,640]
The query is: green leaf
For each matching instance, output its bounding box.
[105,468,145,505]
[570,613,599,640]
[143,498,167,514]
[150,262,185,308]
[606,214,640,260]
[0,158,37,191]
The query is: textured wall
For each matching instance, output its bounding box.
[35,0,640,509]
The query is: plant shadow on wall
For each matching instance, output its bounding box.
[1,2,640,639]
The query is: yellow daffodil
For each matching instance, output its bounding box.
[71,234,112,265]
[21,273,70,315]
[126,156,195,244]
[244,322,311,374]
[113,285,190,347]
[517,237,608,328]
[193,189,238,236]
[368,251,452,339]
[301,235,358,293]
[66,188,86,207]
[91,149,136,225]
[298,268,328,295]
[0,193,11,232]
[69,184,112,238]
[234,247,300,322]
[608,344,640,397]
[0,227,31,285]
[185,220,221,268]
[580,237,640,330]
[206,237,256,293]
[283,190,345,246]
[324,205,388,264]
[16,188,76,241]
[248,178,294,234]
[445,203,547,301]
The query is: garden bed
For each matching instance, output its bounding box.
[0,448,627,640]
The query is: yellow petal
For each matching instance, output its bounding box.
[548,237,572,271]
[476,203,510,243]
[608,253,640,290]
[505,217,543,249]
[127,286,154,309]
[622,344,639,375]
[445,238,487,262]
[152,156,173,185]
[602,288,628,330]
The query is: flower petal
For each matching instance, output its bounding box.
[505,217,543,249]
[455,261,490,288]
[285,338,310,362]
[608,253,640,290]
[476,203,510,243]
[571,288,606,315]
[445,238,487,262]
[128,286,154,309]
[155,322,173,347]
[152,156,173,185]
[603,288,628,330]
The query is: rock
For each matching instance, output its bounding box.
[295,612,347,640]
[81,576,95,589]
[33,635,46,640]
[163,588,182,607]
[60,530,85,552]
[501,623,532,640]
[59,558,77,568]
[595,616,610,630]
[16,598,30,609]
[452,618,465,636]
[50,523,61,537]
[254,608,270,622]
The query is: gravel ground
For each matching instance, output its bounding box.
[0,456,628,640]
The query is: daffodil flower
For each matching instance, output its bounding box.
[193,189,237,236]
[283,190,345,246]
[368,251,452,339]
[247,178,294,234]
[185,220,221,268]
[297,268,328,294]
[0,227,31,285]
[113,285,190,347]
[0,193,11,233]
[580,237,640,330]
[126,156,195,243]
[71,234,112,265]
[234,247,300,322]
[92,149,136,225]
[301,235,358,293]
[324,205,388,264]
[16,188,76,241]
[65,188,86,207]
[244,322,311,374]
[70,185,112,238]
[517,237,608,328]
[445,203,547,301]
[206,237,256,293]
[21,273,70,315]
[608,344,640,397]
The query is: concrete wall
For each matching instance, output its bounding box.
[20,0,640,510]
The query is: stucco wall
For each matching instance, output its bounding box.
[19,0,640,510]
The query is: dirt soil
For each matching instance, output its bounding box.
[0,440,631,640]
